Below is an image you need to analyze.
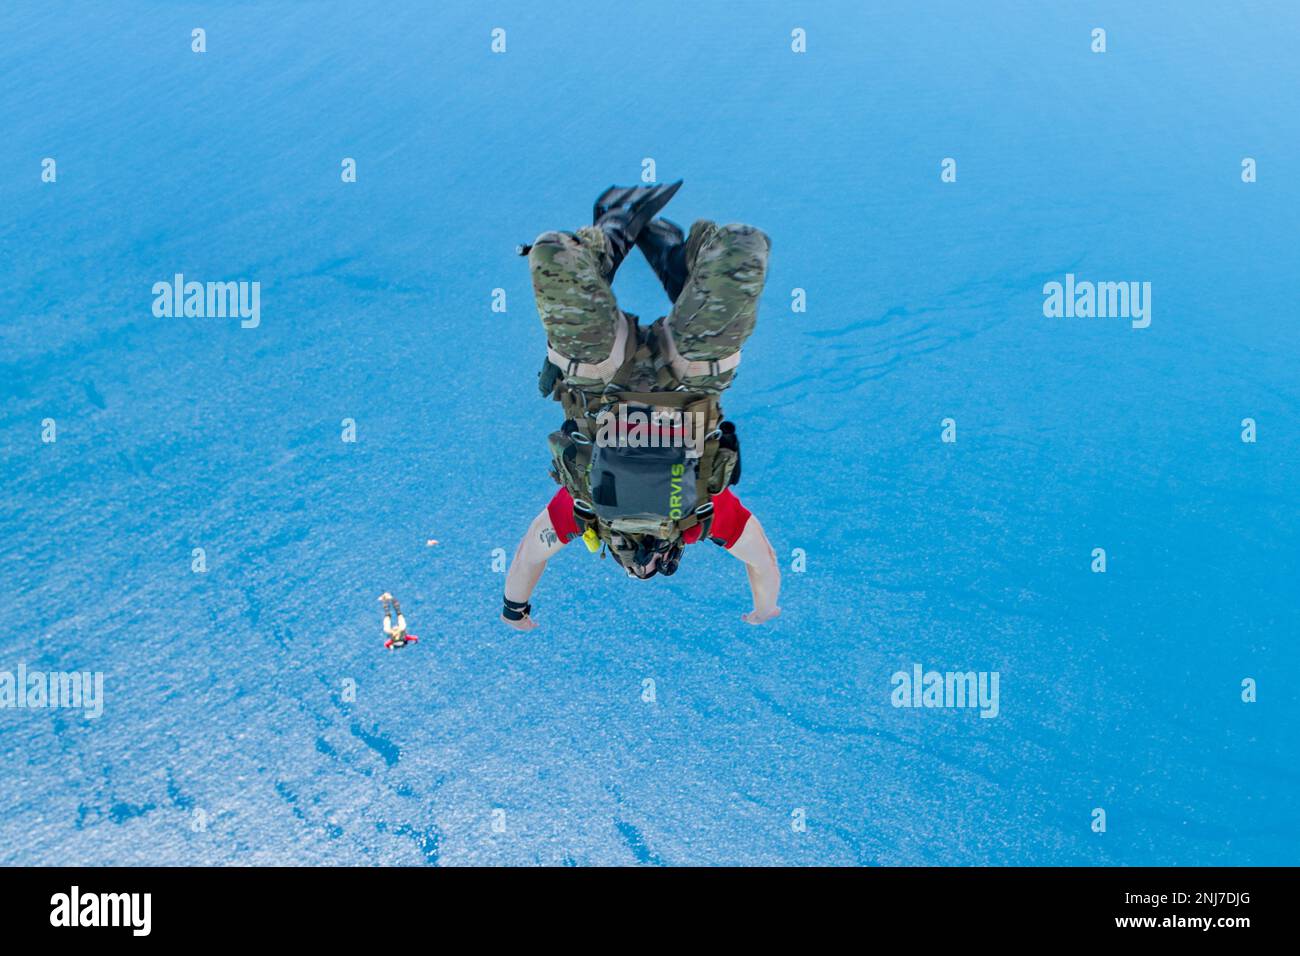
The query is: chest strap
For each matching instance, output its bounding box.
[546,311,632,384]
[656,316,742,380]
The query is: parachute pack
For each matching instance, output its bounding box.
[540,310,741,569]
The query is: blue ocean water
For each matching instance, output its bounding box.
[1,1,1296,865]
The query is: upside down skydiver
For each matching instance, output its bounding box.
[501,182,782,631]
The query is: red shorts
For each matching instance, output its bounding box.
[546,487,752,549]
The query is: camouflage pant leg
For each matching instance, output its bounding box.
[667,220,770,390]
[528,227,622,377]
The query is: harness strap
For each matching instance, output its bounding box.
[546,312,632,384]
[692,501,714,540]
[657,316,742,381]
[599,390,699,408]
[692,420,719,516]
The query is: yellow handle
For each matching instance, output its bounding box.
[582,527,600,552]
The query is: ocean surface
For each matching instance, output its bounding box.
[1,1,1296,865]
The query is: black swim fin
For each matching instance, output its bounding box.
[592,180,683,280]
[635,217,689,303]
